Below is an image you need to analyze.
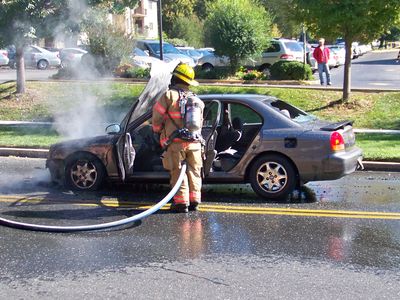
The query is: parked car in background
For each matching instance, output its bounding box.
[198,39,305,73]
[0,49,9,66]
[257,39,304,73]
[135,40,196,67]
[327,45,346,66]
[60,48,87,68]
[197,52,230,71]
[129,48,161,69]
[24,45,61,69]
[176,47,203,65]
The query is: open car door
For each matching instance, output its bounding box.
[202,100,222,177]
[116,60,180,181]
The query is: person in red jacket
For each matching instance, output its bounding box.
[313,38,331,85]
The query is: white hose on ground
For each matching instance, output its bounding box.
[0,163,187,232]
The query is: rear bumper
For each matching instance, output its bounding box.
[320,147,363,180]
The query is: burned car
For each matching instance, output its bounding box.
[46,64,362,200]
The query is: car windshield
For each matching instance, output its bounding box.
[188,50,201,57]
[148,43,180,55]
[268,100,317,123]
[284,41,303,52]
[134,48,148,56]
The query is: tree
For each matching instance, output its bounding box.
[169,15,204,48]
[286,0,400,101]
[204,0,272,72]
[161,0,196,35]
[261,0,301,38]
[0,0,138,94]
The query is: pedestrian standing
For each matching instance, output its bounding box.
[152,63,204,213]
[313,38,332,86]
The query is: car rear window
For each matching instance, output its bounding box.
[265,43,281,53]
[284,41,303,52]
[268,100,317,123]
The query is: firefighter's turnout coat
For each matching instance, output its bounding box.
[152,84,204,205]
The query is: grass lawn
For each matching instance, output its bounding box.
[356,133,400,162]
[0,126,60,148]
[1,81,400,129]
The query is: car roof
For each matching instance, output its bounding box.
[137,39,171,45]
[199,94,278,103]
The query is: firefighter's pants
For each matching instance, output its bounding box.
[163,142,202,205]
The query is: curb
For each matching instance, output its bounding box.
[1,147,399,172]
[0,147,49,159]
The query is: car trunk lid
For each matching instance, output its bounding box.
[320,120,356,149]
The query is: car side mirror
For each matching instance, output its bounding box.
[144,50,150,56]
[105,124,121,134]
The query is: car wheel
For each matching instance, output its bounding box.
[37,59,49,70]
[249,154,297,200]
[201,63,214,72]
[65,153,106,191]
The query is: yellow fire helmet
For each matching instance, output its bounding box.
[172,63,199,86]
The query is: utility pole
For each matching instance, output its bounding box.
[157,0,163,60]
[302,24,307,65]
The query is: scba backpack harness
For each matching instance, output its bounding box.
[164,89,204,149]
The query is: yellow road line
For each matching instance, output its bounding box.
[1,196,400,220]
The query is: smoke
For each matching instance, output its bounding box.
[48,0,120,140]
[50,86,110,140]
[0,158,51,194]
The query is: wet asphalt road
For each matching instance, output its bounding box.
[0,157,400,299]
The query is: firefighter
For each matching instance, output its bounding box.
[152,63,205,213]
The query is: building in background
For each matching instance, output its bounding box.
[110,0,158,39]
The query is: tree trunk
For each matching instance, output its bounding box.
[342,39,353,101]
[16,46,26,94]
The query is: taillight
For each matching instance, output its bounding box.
[330,132,345,151]
[280,54,294,60]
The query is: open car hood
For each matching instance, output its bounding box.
[127,60,180,125]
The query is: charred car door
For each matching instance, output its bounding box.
[202,100,222,177]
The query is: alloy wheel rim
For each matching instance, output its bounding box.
[70,160,97,189]
[256,161,287,193]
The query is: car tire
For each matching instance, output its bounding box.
[65,153,106,191]
[37,59,49,70]
[249,154,297,201]
[201,63,214,72]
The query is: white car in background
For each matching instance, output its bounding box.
[136,40,196,68]
[198,39,305,73]
[0,49,9,66]
[327,45,346,66]
[257,39,304,72]
[25,45,61,69]
[130,48,161,69]
[60,48,87,68]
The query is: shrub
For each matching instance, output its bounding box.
[270,61,313,80]
[194,66,231,79]
[82,8,133,76]
[205,0,272,71]
[235,67,267,80]
[125,67,151,79]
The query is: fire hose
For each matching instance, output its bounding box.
[0,163,187,232]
